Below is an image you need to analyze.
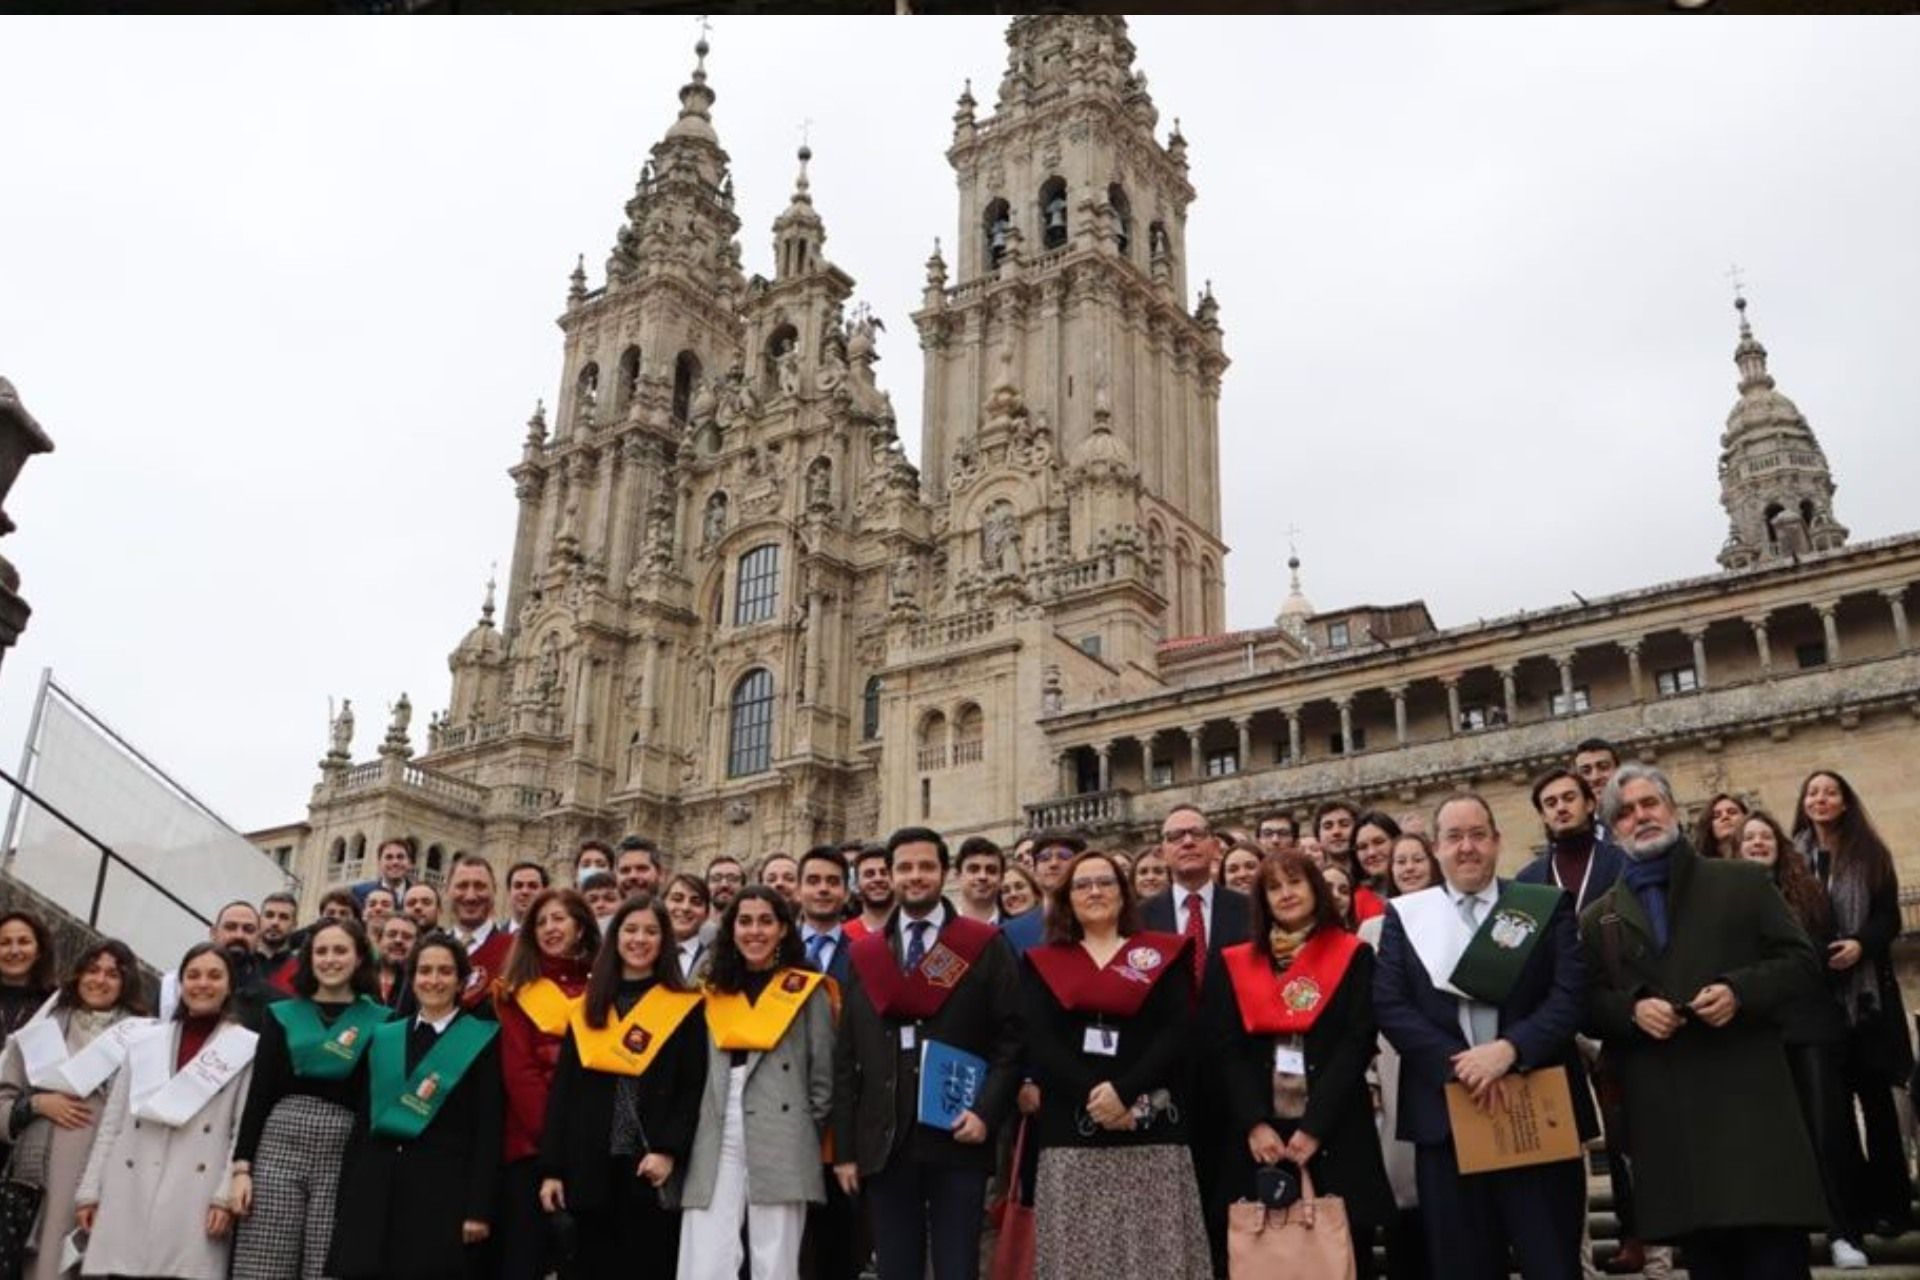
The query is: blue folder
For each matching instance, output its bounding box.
[917,1039,988,1129]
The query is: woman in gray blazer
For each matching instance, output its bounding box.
[675,886,834,1280]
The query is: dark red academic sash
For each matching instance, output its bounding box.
[266,955,298,998]
[1354,887,1386,923]
[1026,932,1189,1019]
[1221,928,1362,1036]
[462,930,513,1010]
[849,916,998,1021]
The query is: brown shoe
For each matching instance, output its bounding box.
[1606,1239,1648,1274]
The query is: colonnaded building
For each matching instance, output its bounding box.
[252,15,1920,914]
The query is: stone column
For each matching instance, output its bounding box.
[1336,698,1354,755]
[1496,665,1518,726]
[1442,676,1462,736]
[1883,587,1912,652]
[1233,716,1252,772]
[1096,741,1112,793]
[1618,638,1644,702]
[1553,653,1575,715]
[1746,613,1773,675]
[1186,724,1205,779]
[1816,599,1843,663]
[1058,751,1075,798]
[1682,625,1709,689]
[1137,734,1157,788]
[1388,685,1409,746]
[1284,708,1302,765]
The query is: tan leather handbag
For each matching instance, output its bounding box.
[1226,1165,1356,1280]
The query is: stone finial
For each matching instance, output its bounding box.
[526,398,548,445]
[567,255,588,306]
[380,692,415,759]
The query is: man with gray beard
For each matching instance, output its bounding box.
[1578,763,1830,1279]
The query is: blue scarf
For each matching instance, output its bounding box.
[1619,847,1673,952]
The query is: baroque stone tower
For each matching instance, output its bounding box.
[1716,293,1848,570]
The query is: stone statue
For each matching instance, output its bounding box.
[806,458,832,509]
[703,492,727,545]
[1042,665,1063,715]
[889,554,919,603]
[389,692,413,737]
[777,347,803,398]
[329,698,354,757]
[982,503,1023,576]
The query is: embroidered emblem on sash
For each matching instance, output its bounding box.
[1490,910,1538,950]
[1281,976,1322,1012]
[623,1025,652,1055]
[921,944,968,989]
[1126,946,1164,973]
[781,971,809,994]
[404,1072,442,1115]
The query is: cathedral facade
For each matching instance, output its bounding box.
[259,15,1920,911]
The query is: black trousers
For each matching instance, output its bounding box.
[1592,1055,1641,1240]
[1843,1037,1914,1228]
[1679,1226,1812,1280]
[496,1156,551,1280]
[1786,1039,1863,1242]
[1414,1143,1583,1280]
[864,1159,988,1280]
[1384,1206,1431,1280]
[572,1159,682,1280]
[802,1165,866,1280]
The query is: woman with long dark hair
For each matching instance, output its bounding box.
[676,886,833,1279]
[1739,810,1868,1268]
[539,895,708,1277]
[1021,849,1210,1278]
[0,939,148,1280]
[1351,810,1403,906]
[229,919,384,1280]
[494,887,599,1279]
[1793,769,1915,1236]
[1206,849,1392,1278]
[329,932,504,1279]
[75,941,258,1279]
[1694,793,1749,860]
[0,911,57,1046]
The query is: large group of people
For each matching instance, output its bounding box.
[0,740,1911,1279]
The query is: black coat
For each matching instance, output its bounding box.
[330,1016,505,1280]
[1814,853,1915,1084]
[536,992,708,1213]
[1203,942,1395,1228]
[830,909,1024,1176]
[1141,885,1251,959]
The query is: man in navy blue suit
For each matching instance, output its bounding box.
[1375,792,1594,1280]
[797,846,858,1277]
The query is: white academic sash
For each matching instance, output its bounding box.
[1390,886,1475,1000]
[15,1010,156,1097]
[126,1021,257,1128]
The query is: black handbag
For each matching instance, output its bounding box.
[0,1134,48,1280]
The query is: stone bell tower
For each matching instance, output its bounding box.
[1716,293,1849,571]
[912,14,1229,640]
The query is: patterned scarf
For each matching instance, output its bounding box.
[1267,923,1313,967]
[1804,831,1881,1026]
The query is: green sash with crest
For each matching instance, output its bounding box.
[272,997,389,1080]
[368,1015,497,1140]
[1448,881,1564,1005]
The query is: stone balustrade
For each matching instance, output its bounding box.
[1026,789,1132,832]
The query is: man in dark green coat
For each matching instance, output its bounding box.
[1580,763,1828,1280]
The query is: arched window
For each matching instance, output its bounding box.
[576,362,600,420]
[983,197,1012,270]
[672,350,702,423]
[617,345,642,411]
[953,702,984,765]
[1108,183,1132,257]
[328,837,347,876]
[1039,176,1068,250]
[735,543,780,625]
[728,669,775,777]
[1200,556,1219,634]
[1148,219,1171,262]
[1763,502,1785,549]
[424,844,446,886]
[917,709,948,772]
[862,676,883,741]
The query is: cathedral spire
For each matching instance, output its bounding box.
[772,141,827,280]
[1715,290,1848,570]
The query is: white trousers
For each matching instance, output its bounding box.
[677,1065,806,1280]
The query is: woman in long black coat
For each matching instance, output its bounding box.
[330,932,504,1280]
[1204,848,1393,1279]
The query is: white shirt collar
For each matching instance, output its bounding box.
[415,1008,457,1034]
[1444,881,1498,910]
[801,922,843,943]
[458,919,495,951]
[1179,882,1214,911]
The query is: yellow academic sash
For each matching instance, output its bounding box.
[705,968,824,1052]
[515,978,581,1036]
[570,987,704,1077]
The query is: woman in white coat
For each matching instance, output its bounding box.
[74,942,258,1280]
[0,940,150,1280]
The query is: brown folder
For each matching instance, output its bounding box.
[1444,1065,1583,1174]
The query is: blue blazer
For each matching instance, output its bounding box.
[999,908,1044,958]
[1514,832,1627,916]
[1372,880,1597,1147]
[805,929,853,987]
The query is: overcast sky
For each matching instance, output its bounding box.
[2,16,1916,834]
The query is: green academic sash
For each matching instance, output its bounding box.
[368,1015,498,1140]
[271,997,388,1081]
[1448,881,1564,1005]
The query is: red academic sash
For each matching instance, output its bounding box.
[1354,887,1386,923]
[1221,929,1363,1036]
[463,930,513,1010]
[1025,932,1189,1019]
[848,916,999,1021]
[266,955,298,997]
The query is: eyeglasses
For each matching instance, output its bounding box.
[1257,828,1290,840]
[1162,827,1211,843]
[1070,876,1119,893]
[1034,847,1078,863]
